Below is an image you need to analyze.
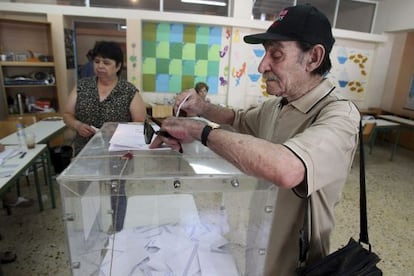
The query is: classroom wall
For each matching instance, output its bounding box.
[0,2,405,113]
[375,0,414,33]
[389,32,414,117]
[374,0,414,118]
[76,33,126,71]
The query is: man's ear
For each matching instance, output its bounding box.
[306,44,325,72]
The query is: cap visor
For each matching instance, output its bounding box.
[244,32,293,44]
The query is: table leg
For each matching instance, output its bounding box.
[390,127,401,161]
[369,129,378,154]
[15,179,21,197]
[1,199,11,216]
[42,156,48,186]
[44,151,56,209]
[32,163,43,211]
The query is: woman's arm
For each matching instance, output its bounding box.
[62,86,96,137]
[129,91,147,122]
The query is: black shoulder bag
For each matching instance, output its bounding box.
[296,120,382,275]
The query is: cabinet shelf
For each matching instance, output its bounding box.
[4,84,56,88]
[0,19,59,119]
[0,61,55,67]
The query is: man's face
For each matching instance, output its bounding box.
[258,41,309,99]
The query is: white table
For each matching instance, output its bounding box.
[0,119,66,145]
[0,119,65,210]
[378,114,414,127]
[0,144,55,211]
[362,118,400,160]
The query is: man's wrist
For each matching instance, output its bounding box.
[201,122,220,147]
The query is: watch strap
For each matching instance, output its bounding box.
[201,125,213,146]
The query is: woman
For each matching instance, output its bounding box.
[194,81,209,102]
[181,82,210,117]
[63,41,147,155]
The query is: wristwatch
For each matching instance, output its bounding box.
[201,122,220,146]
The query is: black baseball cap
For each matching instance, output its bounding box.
[244,4,335,53]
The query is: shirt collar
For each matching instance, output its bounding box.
[289,78,335,114]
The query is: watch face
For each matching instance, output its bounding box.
[209,122,220,129]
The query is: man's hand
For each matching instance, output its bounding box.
[174,89,207,117]
[149,117,205,151]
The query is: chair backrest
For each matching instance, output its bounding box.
[7,115,37,128]
[0,116,37,139]
[0,120,20,139]
[363,122,376,143]
[36,112,62,121]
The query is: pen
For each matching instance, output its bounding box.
[156,130,173,139]
[176,93,192,117]
[20,152,27,159]
[149,116,184,153]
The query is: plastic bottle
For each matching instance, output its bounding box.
[17,93,24,115]
[16,123,28,151]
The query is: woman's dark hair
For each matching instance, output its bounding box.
[92,41,124,76]
[297,41,332,76]
[195,82,209,93]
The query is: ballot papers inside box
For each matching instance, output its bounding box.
[57,122,278,276]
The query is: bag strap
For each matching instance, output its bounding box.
[298,119,372,265]
[358,120,370,247]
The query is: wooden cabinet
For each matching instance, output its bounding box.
[0,19,59,120]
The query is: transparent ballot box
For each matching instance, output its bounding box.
[57,122,277,276]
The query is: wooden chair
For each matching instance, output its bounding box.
[0,120,21,139]
[6,115,37,128]
[35,112,62,121]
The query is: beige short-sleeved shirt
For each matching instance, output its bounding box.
[232,79,360,275]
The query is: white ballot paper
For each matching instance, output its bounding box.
[108,123,149,151]
[108,123,171,151]
[99,195,239,276]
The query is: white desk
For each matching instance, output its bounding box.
[0,144,55,211]
[0,119,65,210]
[0,119,66,145]
[378,115,414,127]
[363,118,400,127]
[362,118,400,160]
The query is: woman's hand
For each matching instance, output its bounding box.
[76,123,96,138]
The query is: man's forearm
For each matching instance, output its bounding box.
[206,130,305,189]
[201,103,235,125]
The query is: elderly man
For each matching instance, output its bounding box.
[151,4,360,275]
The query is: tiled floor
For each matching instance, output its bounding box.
[0,143,413,276]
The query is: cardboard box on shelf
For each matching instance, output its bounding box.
[151,104,173,118]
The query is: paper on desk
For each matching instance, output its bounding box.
[0,170,15,178]
[0,148,20,166]
[109,123,171,152]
